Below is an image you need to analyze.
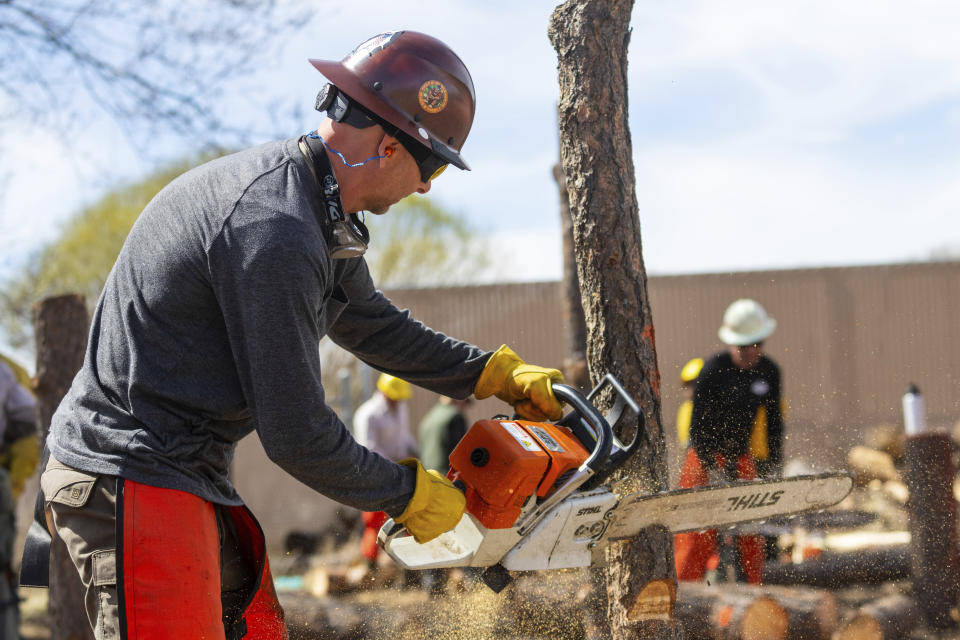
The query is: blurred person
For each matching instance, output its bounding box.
[674,299,783,584]
[0,357,39,636]
[418,395,471,475]
[353,374,418,568]
[25,30,565,639]
[417,394,472,596]
[675,357,704,452]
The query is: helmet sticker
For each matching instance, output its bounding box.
[348,32,401,61]
[419,80,448,114]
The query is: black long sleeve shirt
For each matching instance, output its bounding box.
[690,351,783,471]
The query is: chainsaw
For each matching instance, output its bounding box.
[379,375,853,591]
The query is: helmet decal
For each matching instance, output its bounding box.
[348,32,401,61]
[419,80,448,114]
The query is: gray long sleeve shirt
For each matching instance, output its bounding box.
[48,137,489,515]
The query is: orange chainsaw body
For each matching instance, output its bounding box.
[448,418,590,529]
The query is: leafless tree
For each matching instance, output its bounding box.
[0,0,312,152]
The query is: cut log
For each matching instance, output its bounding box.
[832,594,922,640]
[822,530,909,553]
[866,424,905,461]
[302,562,397,596]
[762,545,910,588]
[675,582,836,639]
[753,584,838,640]
[881,480,908,505]
[677,582,837,640]
[847,446,900,485]
[675,582,787,640]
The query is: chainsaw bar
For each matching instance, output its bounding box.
[603,472,854,540]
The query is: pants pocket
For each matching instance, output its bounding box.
[92,549,119,640]
[41,457,99,508]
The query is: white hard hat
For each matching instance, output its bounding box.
[718,299,777,346]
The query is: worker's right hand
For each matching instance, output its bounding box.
[394,458,466,544]
[473,345,565,421]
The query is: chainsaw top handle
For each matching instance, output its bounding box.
[550,383,613,474]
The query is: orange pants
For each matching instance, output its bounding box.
[673,448,765,584]
[118,479,287,639]
[361,511,389,562]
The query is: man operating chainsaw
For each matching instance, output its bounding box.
[674,298,783,585]
[24,30,563,640]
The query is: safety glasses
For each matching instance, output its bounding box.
[394,131,448,183]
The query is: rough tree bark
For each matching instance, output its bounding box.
[34,294,92,640]
[548,1,676,638]
[552,161,590,391]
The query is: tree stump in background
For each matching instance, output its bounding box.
[903,431,960,629]
[34,294,91,640]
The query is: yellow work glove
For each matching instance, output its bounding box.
[474,345,565,421]
[394,459,466,544]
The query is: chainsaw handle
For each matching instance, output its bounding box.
[552,383,612,473]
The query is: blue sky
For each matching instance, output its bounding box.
[2,0,959,289]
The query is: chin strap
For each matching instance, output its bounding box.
[298,134,370,259]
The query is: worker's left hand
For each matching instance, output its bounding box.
[394,459,466,544]
[473,345,564,421]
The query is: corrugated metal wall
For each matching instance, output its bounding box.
[235,261,960,547]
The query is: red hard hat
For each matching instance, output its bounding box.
[309,31,476,170]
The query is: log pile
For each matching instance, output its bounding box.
[832,594,922,640]
[675,582,837,639]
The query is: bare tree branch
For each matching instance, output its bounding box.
[0,0,313,150]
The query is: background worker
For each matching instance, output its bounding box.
[675,357,703,452]
[0,356,39,637]
[417,394,472,596]
[28,30,565,639]
[418,395,471,475]
[674,299,783,584]
[353,374,418,568]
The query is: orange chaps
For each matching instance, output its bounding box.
[116,479,287,639]
[673,448,765,584]
[361,511,388,562]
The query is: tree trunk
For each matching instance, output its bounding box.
[553,162,589,392]
[34,294,92,640]
[549,2,674,638]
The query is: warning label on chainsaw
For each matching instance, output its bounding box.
[501,422,543,452]
[527,426,565,452]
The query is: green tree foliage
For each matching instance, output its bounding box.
[364,196,494,289]
[0,155,216,350]
[1,159,495,353]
